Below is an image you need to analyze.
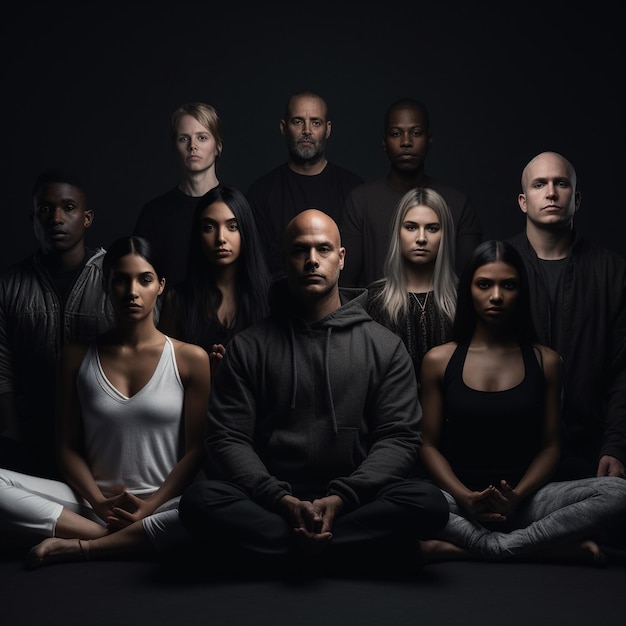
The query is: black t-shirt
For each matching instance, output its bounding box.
[133,186,202,287]
[538,257,567,354]
[247,162,363,277]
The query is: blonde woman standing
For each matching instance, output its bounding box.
[366,187,459,386]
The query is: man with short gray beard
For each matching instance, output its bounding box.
[246,90,363,279]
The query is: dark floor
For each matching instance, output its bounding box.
[2,551,626,626]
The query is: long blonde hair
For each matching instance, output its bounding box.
[376,187,457,326]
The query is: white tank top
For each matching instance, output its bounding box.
[77,336,185,496]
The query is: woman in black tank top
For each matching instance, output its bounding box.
[417,240,626,565]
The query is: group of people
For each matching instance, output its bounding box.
[0,91,625,574]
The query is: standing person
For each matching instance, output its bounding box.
[0,169,115,479]
[340,97,482,287]
[158,185,271,379]
[134,102,223,288]
[507,151,626,480]
[0,236,211,567]
[246,91,363,279]
[178,209,448,575]
[418,240,626,564]
[366,187,457,387]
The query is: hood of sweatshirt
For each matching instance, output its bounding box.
[268,277,371,434]
[268,277,370,327]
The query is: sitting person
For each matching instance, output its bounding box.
[366,187,457,387]
[158,185,271,380]
[418,240,626,565]
[178,209,449,575]
[0,236,211,567]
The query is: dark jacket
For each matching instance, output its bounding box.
[204,279,421,511]
[507,232,626,465]
[0,247,115,470]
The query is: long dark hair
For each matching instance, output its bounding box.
[179,185,271,340]
[103,236,165,285]
[452,240,535,343]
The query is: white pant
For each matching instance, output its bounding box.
[0,468,191,551]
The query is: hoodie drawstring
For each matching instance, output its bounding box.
[324,327,338,434]
[288,323,338,435]
[289,323,298,409]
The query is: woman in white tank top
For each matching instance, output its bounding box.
[0,236,211,566]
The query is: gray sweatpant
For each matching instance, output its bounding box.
[438,477,626,559]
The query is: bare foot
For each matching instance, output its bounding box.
[580,539,607,565]
[26,538,89,570]
[419,539,473,564]
[531,539,607,567]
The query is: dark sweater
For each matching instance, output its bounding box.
[507,231,626,468]
[340,175,482,286]
[246,162,363,278]
[133,186,201,287]
[204,279,421,511]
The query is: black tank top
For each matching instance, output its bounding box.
[440,341,545,490]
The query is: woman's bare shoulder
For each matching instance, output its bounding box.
[423,341,457,369]
[169,337,210,366]
[425,341,457,361]
[533,343,562,371]
[167,338,210,388]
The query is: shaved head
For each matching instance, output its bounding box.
[521,151,577,192]
[283,209,345,319]
[284,209,342,250]
[517,151,580,241]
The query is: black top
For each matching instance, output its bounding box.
[366,284,452,385]
[507,231,626,467]
[247,162,363,277]
[133,186,201,287]
[440,340,545,490]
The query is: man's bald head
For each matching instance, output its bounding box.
[521,151,577,192]
[283,209,346,316]
[284,209,342,250]
[517,151,580,236]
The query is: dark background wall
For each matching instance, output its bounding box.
[2,1,624,272]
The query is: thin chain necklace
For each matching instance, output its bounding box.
[411,291,430,326]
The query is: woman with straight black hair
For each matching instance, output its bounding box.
[0,236,211,566]
[418,240,626,565]
[159,184,271,379]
